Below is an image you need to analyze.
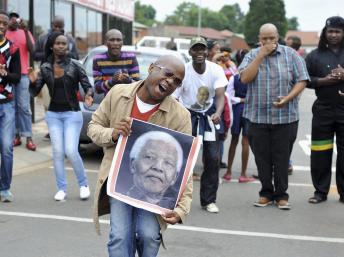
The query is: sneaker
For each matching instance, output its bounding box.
[276,199,291,210]
[54,190,66,201]
[222,174,232,181]
[252,173,259,179]
[13,137,22,147]
[238,176,255,183]
[203,203,219,213]
[254,197,273,207]
[43,133,50,141]
[288,165,293,175]
[220,162,228,169]
[26,140,37,151]
[0,190,13,202]
[80,186,90,200]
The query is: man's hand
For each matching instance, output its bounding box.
[112,70,130,84]
[319,73,339,86]
[84,94,93,106]
[161,211,181,225]
[27,67,39,83]
[0,64,7,77]
[258,42,277,58]
[111,117,131,142]
[273,96,288,108]
[331,64,344,81]
[210,112,221,124]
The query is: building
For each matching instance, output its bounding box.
[285,30,319,55]
[147,25,249,51]
[0,0,134,56]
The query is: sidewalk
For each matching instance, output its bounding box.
[13,97,53,176]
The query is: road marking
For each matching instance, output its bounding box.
[52,167,336,187]
[1,210,344,244]
[298,134,337,156]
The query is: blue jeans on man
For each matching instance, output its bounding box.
[0,101,15,193]
[45,111,88,192]
[14,75,32,137]
[108,197,161,257]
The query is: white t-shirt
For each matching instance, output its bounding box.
[174,60,228,113]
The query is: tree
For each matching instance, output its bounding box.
[135,1,156,27]
[219,4,245,33]
[164,2,230,31]
[287,17,299,30]
[244,0,288,45]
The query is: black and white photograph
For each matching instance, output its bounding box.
[107,118,201,214]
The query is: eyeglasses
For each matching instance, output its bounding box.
[153,64,182,87]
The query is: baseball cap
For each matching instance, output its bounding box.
[190,37,207,49]
[325,16,344,28]
[9,12,20,18]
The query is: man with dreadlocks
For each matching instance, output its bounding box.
[306,16,344,204]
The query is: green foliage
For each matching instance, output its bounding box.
[287,17,299,30]
[135,1,156,26]
[244,0,288,44]
[164,1,242,32]
[219,4,245,33]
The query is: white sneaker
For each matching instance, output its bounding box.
[80,186,90,200]
[54,190,66,201]
[203,203,219,213]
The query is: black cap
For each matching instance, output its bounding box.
[325,16,344,28]
[9,12,19,18]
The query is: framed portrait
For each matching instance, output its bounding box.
[107,118,201,215]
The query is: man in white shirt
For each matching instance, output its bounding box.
[174,37,227,213]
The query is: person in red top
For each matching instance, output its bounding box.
[5,11,36,151]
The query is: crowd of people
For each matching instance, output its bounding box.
[0,8,344,257]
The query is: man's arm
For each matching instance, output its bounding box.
[33,34,45,61]
[67,36,79,60]
[211,87,225,124]
[93,57,111,94]
[6,48,21,84]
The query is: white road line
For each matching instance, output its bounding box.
[0,210,343,244]
[52,167,329,188]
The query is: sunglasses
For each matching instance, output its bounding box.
[153,64,182,87]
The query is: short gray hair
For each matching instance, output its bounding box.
[129,131,183,174]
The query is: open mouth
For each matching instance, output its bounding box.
[158,83,167,93]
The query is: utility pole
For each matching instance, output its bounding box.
[197,0,202,36]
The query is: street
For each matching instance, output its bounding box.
[1,89,343,257]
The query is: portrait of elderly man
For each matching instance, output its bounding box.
[125,131,184,209]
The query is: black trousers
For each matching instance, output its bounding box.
[200,139,221,206]
[311,100,344,198]
[248,122,298,201]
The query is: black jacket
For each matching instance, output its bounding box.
[30,57,93,111]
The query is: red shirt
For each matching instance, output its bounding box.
[6,29,35,75]
[130,97,160,121]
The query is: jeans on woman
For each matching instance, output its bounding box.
[108,197,161,257]
[0,101,15,190]
[45,111,88,191]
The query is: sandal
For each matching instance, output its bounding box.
[308,195,327,204]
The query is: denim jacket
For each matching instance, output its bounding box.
[30,57,93,111]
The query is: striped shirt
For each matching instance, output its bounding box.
[238,45,309,124]
[93,51,140,94]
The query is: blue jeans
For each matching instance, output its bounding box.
[14,75,32,137]
[45,111,88,191]
[108,198,161,257]
[0,101,15,190]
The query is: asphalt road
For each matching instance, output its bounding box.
[1,89,344,257]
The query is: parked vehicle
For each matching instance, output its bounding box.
[78,45,189,144]
[136,36,191,57]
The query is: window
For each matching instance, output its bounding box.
[74,5,87,56]
[54,0,72,35]
[7,0,29,20]
[33,0,51,37]
[87,9,102,50]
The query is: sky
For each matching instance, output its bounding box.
[138,0,344,32]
